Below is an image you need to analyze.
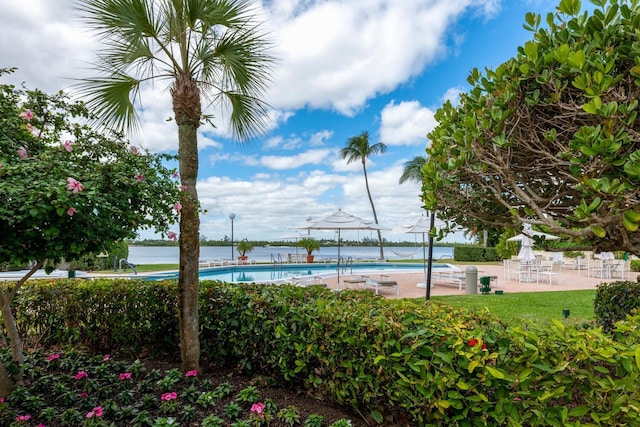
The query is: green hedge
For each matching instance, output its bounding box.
[453,246,501,262]
[11,279,178,355]
[4,279,640,426]
[594,280,640,334]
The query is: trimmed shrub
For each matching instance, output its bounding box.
[453,246,500,262]
[10,279,178,355]
[594,280,640,334]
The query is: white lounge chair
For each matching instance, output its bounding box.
[362,275,399,296]
[294,275,327,288]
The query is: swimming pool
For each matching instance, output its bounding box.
[143,263,458,283]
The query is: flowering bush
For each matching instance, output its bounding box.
[0,69,181,272]
[0,349,351,426]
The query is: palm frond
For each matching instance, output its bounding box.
[76,73,142,132]
[399,156,427,184]
[212,90,271,141]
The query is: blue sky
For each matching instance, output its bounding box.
[2,0,562,242]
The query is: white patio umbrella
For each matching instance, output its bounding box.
[301,209,388,282]
[507,223,560,243]
[396,215,432,288]
[507,223,559,261]
[514,235,537,261]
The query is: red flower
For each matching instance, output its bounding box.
[467,338,478,347]
[481,342,487,350]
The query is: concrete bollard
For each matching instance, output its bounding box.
[465,266,478,294]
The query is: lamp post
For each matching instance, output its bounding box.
[229,213,236,260]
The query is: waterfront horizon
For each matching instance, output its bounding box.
[128,245,454,265]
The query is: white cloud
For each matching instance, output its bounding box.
[260,148,332,170]
[261,130,332,150]
[379,100,437,146]
[440,86,465,107]
[263,0,501,115]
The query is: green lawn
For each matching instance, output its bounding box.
[432,290,597,324]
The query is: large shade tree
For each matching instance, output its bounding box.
[75,0,274,371]
[423,0,640,255]
[0,72,180,392]
[340,131,387,260]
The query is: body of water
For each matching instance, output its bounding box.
[144,262,458,283]
[128,245,454,265]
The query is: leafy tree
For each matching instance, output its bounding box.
[0,71,179,392]
[75,0,274,371]
[423,0,640,255]
[340,131,387,259]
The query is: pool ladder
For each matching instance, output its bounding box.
[271,253,284,271]
[339,256,354,275]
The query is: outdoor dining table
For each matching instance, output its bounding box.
[518,261,539,283]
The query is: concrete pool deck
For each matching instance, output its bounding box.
[317,262,633,299]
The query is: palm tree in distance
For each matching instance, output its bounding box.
[340,131,387,260]
[75,0,274,372]
[399,155,426,185]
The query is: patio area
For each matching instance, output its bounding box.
[317,262,635,299]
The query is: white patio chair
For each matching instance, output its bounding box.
[539,262,562,284]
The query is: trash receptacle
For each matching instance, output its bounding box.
[68,270,76,278]
[465,266,477,294]
[479,276,491,294]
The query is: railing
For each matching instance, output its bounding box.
[118,258,137,275]
[271,253,284,271]
[339,256,354,275]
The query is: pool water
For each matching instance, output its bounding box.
[143,263,457,283]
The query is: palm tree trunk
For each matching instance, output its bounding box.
[173,75,202,372]
[362,161,384,260]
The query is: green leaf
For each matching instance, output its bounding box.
[554,44,571,63]
[622,215,639,232]
[370,410,383,424]
[583,96,602,114]
[635,346,640,371]
[568,406,590,417]
[591,224,606,238]
[485,366,506,379]
[558,0,582,16]
[588,197,602,212]
[568,50,585,69]
[623,210,640,223]
[457,380,470,390]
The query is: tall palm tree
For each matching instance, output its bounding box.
[75,0,273,372]
[340,131,387,260]
[399,156,426,185]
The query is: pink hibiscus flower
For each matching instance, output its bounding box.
[66,178,84,193]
